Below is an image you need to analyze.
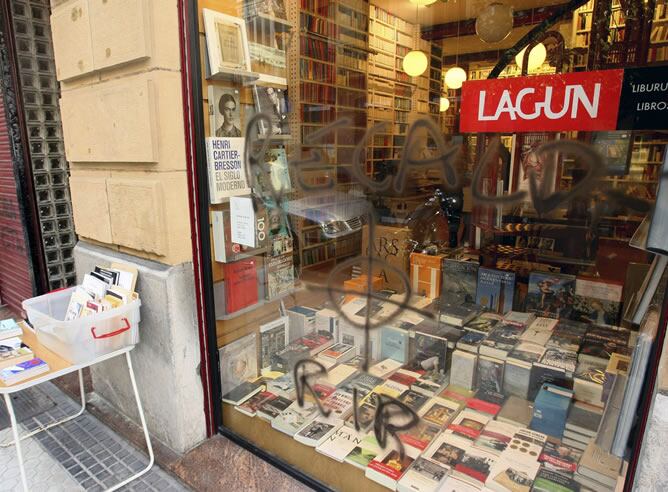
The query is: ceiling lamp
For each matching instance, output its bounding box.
[515,43,547,71]
[409,0,438,5]
[444,66,467,89]
[439,97,450,112]
[403,50,428,77]
[475,3,514,43]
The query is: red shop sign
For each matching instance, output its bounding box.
[459,69,624,133]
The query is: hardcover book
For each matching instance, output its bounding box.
[259,317,288,370]
[475,268,516,315]
[205,137,250,203]
[524,272,576,319]
[223,258,259,313]
[344,433,381,469]
[572,277,623,326]
[539,441,583,475]
[464,312,502,335]
[265,253,294,300]
[476,356,505,394]
[447,409,491,441]
[315,426,365,462]
[219,333,258,395]
[221,381,263,405]
[366,445,420,490]
[271,400,317,436]
[485,457,540,492]
[419,397,463,428]
[396,457,449,492]
[441,259,479,306]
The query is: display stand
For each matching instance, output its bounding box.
[0,324,154,492]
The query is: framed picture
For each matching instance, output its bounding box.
[590,131,632,176]
[253,85,290,137]
[203,9,252,76]
[209,86,243,137]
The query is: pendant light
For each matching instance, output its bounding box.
[476,3,514,44]
[403,2,428,77]
[439,96,450,112]
[444,10,466,89]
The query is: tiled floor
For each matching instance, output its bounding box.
[1,382,187,491]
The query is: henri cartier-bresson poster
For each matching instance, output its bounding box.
[203,10,252,77]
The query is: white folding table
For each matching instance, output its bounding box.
[0,324,154,491]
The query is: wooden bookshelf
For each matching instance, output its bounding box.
[287,0,368,270]
[649,0,668,61]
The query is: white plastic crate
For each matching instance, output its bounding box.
[22,287,141,364]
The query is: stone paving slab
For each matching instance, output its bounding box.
[1,382,187,491]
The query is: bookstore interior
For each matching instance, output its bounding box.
[193,0,668,490]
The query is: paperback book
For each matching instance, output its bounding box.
[315,426,365,462]
[396,457,449,492]
[366,445,421,490]
[271,400,317,436]
[447,409,491,441]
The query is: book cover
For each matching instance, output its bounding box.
[399,390,430,413]
[539,441,583,475]
[221,381,263,405]
[528,317,559,332]
[254,85,290,137]
[322,390,354,419]
[295,417,341,447]
[476,356,505,394]
[286,305,317,342]
[318,343,355,362]
[410,331,448,374]
[439,303,480,327]
[316,426,365,462]
[425,433,470,469]
[530,384,573,439]
[338,372,384,399]
[257,394,292,421]
[476,268,516,315]
[532,468,581,492]
[503,311,536,328]
[397,457,449,492]
[540,348,578,373]
[485,458,540,492]
[219,333,258,395]
[265,253,294,300]
[505,428,547,461]
[447,410,490,441]
[271,400,316,436]
[223,258,258,313]
[259,317,288,370]
[450,350,477,390]
[380,325,409,363]
[0,357,49,384]
[480,324,525,358]
[508,342,546,366]
[0,337,33,369]
[344,434,381,469]
[453,447,497,487]
[442,259,479,306]
[411,379,445,398]
[578,442,622,487]
[457,331,487,354]
[236,390,275,416]
[465,313,502,335]
[474,420,519,455]
[573,360,606,407]
[205,137,250,203]
[212,209,266,263]
[398,420,442,451]
[572,277,623,326]
[367,446,420,488]
[524,272,576,319]
[566,401,604,437]
[0,319,22,340]
[419,397,462,428]
[256,147,291,195]
[467,388,505,416]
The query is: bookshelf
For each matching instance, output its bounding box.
[287,0,369,270]
[649,0,668,62]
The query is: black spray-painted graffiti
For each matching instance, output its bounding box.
[242,112,657,456]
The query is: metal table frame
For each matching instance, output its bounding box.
[0,347,154,492]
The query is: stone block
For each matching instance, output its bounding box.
[60,75,158,163]
[88,0,151,71]
[50,0,94,81]
[74,241,207,454]
[107,177,167,256]
[69,173,112,244]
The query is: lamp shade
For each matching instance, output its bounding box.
[403,50,429,77]
[444,66,467,89]
[439,97,450,112]
[515,43,547,71]
[475,3,514,43]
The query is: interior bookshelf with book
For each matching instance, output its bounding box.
[194,0,668,490]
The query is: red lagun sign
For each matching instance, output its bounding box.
[459,69,624,133]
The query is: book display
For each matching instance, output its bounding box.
[194,0,668,491]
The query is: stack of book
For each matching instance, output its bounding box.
[0,319,49,385]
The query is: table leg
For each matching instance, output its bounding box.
[3,393,28,492]
[0,369,87,447]
[106,351,154,492]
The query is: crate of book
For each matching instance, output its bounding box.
[23,285,141,364]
